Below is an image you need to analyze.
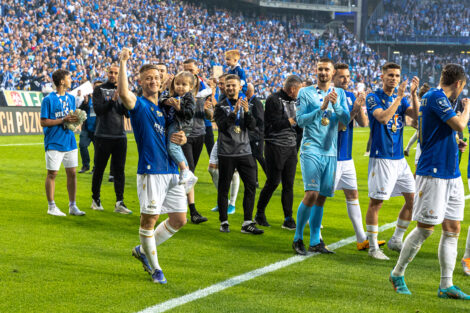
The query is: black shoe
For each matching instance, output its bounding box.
[108,175,114,182]
[282,217,296,230]
[220,223,230,233]
[308,240,335,254]
[241,222,264,235]
[190,213,208,224]
[292,239,306,255]
[79,166,89,173]
[255,215,271,227]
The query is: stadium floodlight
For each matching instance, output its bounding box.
[426,50,434,54]
[393,51,400,54]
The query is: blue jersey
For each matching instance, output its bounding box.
[129,97,178,175]
[40,92,77,151]
[296,86,350,157]
[416,88,458,179]
[468,119,470,178]
[228,64,247,94]
[366,88,410,159]
[337,91,355,161]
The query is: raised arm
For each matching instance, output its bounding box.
[117,48,137,110]
[406,76,420,120]
[372,80,407,124]
[351,92,367,127]
[447,98,470,132]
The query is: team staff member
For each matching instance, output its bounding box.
[40,69,85,217]
[255,75,302,230]
[91,65,132,214]
[214,74,263,235]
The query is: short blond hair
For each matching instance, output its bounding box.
[225,49,241,59]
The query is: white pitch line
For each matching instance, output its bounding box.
[138,222,397,313]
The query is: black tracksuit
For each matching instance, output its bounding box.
[256,89,298,219]
[248,95,267,181]
[91,80,128,202]
[214,97,257,223]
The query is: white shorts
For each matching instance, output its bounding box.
[137,174,187,215]
[334,159,358,191]
[368,158,415,200]
[45,149,78,171]
[209,141,218,165]
[415,143,421,165]
[413,175,464,225]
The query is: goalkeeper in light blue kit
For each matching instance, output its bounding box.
[292,58,350,255]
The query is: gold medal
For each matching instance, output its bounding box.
[234,126,241,134]
[340,125,347,132]
[321,117,330,126]
[391,124,397,132]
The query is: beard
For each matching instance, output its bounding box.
[318,75,330,83]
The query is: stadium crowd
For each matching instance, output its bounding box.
[0,0,387,97]
[368,0,470,39]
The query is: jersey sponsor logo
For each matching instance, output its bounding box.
[153,122,164,135]
[387,114,403,131]
[436,97,451,112]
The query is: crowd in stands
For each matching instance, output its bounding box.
[368,0,470,40]
[0,0,386,98]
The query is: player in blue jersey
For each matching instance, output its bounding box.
[40,69,85,217]
[292,58,350,255]
[390,64,470,299]
[326,63,386,250]
[225,49,247,94]
[365,62,419,260]
[118,48,188,284]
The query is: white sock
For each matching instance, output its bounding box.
[366,224,379,251]
[48,201,56,208]
[154,219,178,246]
[229,171,240,206]
[438,231,459,289]
[242,220,252,227]
[392,218,410,241]
[392,227,433,276]
[405,131,418,152]
[69,201,76,208]
[464,226,470,259]
[208,167,219,189]
[346,199,367,243]
[139,228,161,271]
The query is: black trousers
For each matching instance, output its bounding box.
[182,135,204,172]
[92,137,127,202]
[204,126,215,157]
[218,155,257,223]
[256,143,297,218]
[250,139,267,181]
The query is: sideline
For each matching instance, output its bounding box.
[138,222,397,313]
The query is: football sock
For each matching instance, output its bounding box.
[48,200,56,208]
[366,224,379,251]
[188,203,197,215]
[405,131,418,152]
[154,219,178,246]
[392,227,433,277]
[392,218,410,241]
[463,226,470,259]
[439,231,459,289]
[69,201,76,208]
[208,167,219,189]
[346,199,367,243]
[139,227,161,271]
[229,171,240,207]
[294,202,312,241]
[309,205,323,247]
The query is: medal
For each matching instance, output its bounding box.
[456,134,460,142]
[234,126,241,134]
[321,117,330,126]
[340,125,347,132]
[316,86,333,127]
[391,124,397,132]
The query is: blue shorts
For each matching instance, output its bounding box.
[300,153,337,197]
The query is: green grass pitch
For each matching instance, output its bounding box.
[1,127,470,313]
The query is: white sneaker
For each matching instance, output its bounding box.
[69,205,86,216]
[387,237,403,252]
[369,249,390,260]
[47,206,66,217]
[184,172,198,194]
[91,199,104,211]
[114,201,132,214]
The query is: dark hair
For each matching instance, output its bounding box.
[382,62,401,72]
[169,71,200,97]
[183,59,197,65]
[440,64,467,86]
[318,57,334,65]
[418,83,431,99]
[52,69,71,87]
[284,75,302,90]
[225,74,241,83]
[139,64,159,74]
[219,73,229,80]
[334,63,349,70]
[156,62,167,67]
[303,79,313,86]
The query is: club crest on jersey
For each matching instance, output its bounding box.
[387,114,403,132]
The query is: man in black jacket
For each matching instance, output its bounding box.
[246,83,266,187]
[91,65,132,214]
[254,75,303,230]
[214,75,263,235]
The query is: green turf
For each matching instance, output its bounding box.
[1,127,470,313]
